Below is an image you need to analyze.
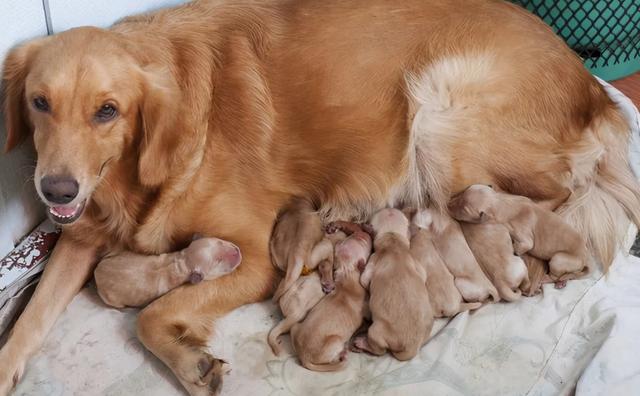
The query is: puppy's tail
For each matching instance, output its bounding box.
[557,108,640,269]
[302,359,348,372]
[268,316,299,356]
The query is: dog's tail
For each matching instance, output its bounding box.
[557,107,640,269]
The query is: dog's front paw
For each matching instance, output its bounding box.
[0,349,25,396]
[175,349,230,396]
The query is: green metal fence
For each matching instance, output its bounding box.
[510,0,640,81]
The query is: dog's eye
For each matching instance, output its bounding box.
[32,96,50,112]
[95,103,118,122]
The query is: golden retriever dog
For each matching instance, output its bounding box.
[428,209,500,303]
[2,0,639,394]
[355,209,433,361]
[268,271,324,356]
[94,236,242,308]
[290,223,372,372]
[449,184,593,281]
[460,222,529,302]
[268,197,327,300]
[409,209,482,317]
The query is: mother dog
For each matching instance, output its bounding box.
[1,0,639,394]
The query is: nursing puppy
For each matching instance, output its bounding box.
[290,223,372,371]
[449,185,592,281]
[428,210,499,303]
[353,208,433,361]
[461,223,529,302]
[268,271,324,356]
[410,209,482,317]
[270,198,328,300]
[95,237,241,308]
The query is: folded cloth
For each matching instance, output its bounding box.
[0,220,60,336]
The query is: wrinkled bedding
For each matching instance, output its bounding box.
[11,80,640,396]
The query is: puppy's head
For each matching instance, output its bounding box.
[369,208,410,240]
[447,184,496,223]
[2,27,183,225]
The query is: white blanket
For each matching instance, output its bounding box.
[13,81,640,396]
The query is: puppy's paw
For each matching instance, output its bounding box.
[350,335,368,353]
[325,222,339,234]
[554,280,567,289]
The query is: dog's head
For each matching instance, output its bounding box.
[2,27,183,225]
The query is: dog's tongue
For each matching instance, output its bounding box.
[50,205,78,217]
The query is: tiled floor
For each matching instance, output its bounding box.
[611,74,640,256]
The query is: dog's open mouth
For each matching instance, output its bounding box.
[47,200,87,224]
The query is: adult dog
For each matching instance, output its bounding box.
[1,0,639,394]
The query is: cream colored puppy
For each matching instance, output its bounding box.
[270,198,332,300]
[268,271,325,356]
[449,185,591,281]
[353,208,433,361]
[290,223,372,371]
[428,210,499,303]
[410,209,482,316]
[94,237,241,308]
[461,223,529,302]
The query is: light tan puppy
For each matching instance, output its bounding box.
[428,210,499,303]
[460,223,529,302]
[290,223,372,372]
[268,271,324,356]
[449,185,592,281]
[94,237,241,308]
[353,208,433,361]
[270,198,330,300]
[410,209,482,317]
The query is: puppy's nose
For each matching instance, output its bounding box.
[40,175,79,204]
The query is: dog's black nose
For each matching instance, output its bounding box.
[41,175,79,204]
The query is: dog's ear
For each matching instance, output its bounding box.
[2,39,45,153]
[138,66,183,187]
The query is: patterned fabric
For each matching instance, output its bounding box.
[0,221,59,336]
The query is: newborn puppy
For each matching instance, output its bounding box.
[290,224,372,371]
[449,185,591,281]
[353,208,433,361]
[521,255,568,296]
[270,198,326,300]
[95,237,241,308]
[461,223,529,302]
[268,271,325,356]
[428,209,499,303]
[410,209,482,317]
[522,255,547,296]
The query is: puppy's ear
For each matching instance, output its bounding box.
[138,66,183,187]
[479,211,488,222]
[2,39,46,153]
